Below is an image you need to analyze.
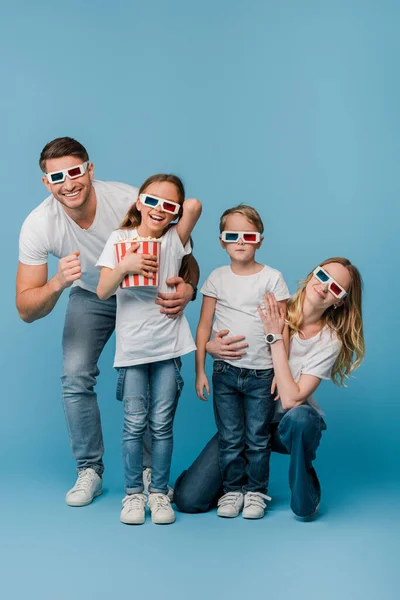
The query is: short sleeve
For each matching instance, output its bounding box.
[164,225,192,260]
[301,336,342,380]
[200,270,218,298]
[96,230,121,269]
[19,215,49,265]
[269,271,291,302]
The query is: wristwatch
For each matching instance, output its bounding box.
[187,282,198,302]
[265,333,283,344]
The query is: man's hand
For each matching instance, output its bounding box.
[196,372,210,401]
[55,250,82,290]
[206,330,248,360]
[156,276,193,319]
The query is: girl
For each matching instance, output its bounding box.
[97,174,201,525]
[174,257,365,518]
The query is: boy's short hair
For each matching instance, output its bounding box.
[39,137,89,172]
[219,204,264,234]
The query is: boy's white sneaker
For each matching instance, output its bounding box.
[66,468,102,507]
[242,492,271,519]
[120,493,147,525]
[148,493,176,524]
[217,491,244,518]
[143,467,174,502]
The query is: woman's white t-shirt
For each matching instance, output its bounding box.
[273,326,342,422]
[96,226,196,368]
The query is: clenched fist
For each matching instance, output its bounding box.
[56,250,82,290]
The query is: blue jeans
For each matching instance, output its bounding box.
[174,405,327,517]
[61,287,152,476]
[117,358,184,494]
[213,361,275,494]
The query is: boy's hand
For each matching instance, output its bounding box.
[196,373,210,401]
[271,376,280,401]
[206,330,248,360]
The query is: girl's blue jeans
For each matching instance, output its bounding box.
[117,358,184,495]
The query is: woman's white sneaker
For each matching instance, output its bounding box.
[217,492,244,518]
[120,493,147,525]
[66,468,102,507]
[148,493,176,524]
[242,492,271,519]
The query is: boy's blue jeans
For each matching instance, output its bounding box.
[212,360,275,494]
[117,358,184,495]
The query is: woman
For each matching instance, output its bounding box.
[174,257,365,518]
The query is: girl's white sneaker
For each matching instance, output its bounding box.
[242,492,271,519]
[148,493,176,524]
[120,493,147,525]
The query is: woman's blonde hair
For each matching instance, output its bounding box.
[287,257,365,386]
[119,173,191,282]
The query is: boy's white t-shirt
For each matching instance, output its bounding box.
[19,180,138,294]
[273,326,342,422]
[96,226,196,368]
[201,264,291,369]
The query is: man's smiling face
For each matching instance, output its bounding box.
[42,155,94,210]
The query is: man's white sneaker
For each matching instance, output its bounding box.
[242,492,271,519]
[66,468,102,507]
[120,493,147,525]
[143,468,174,502]
[217,491,244,518]
[148,493,176,524]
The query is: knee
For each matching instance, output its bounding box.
[280,405,323,443]
[174,472,204,514]
[62,356,98,394]
[149,419,173,440]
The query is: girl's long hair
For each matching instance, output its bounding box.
[119,173,191,282]
[287,257,365,385]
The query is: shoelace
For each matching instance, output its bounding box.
[217,492,243,507]
[149,493,171,512]
[244,492,272,509]
[122,494,146,510]
[73,470,97,492]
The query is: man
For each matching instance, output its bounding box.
[16,137,199,507]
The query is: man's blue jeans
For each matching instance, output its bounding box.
[61,287,152,476]
[174,405,327,518]
[117,359,184,494]
[213,361,275,494]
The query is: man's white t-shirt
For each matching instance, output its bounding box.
[201,264,291,370]
[19,180,138,294]
[273,326,342,422]
[96,226,196,368]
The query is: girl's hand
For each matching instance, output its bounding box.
[120,244,159,278]
[196,373,210,401]
[257,293,286,335]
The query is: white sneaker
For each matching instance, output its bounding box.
[142,467,174,502]
[242,492,271,519]
[120,493,147,525]
[217,491,244,518]
[148,493,176,524]
[66,468,102,507]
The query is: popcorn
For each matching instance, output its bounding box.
[114,238,161,288]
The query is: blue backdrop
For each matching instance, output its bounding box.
[1,1,399,599]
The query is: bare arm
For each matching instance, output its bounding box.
[195,296,217,401]
[16,251,82,323]
[175,198,202,246]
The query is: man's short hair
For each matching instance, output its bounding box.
[39,137,89,172]
[219,204,264,234]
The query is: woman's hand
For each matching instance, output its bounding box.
[258,293,286,335]
[196,372,210,401]
[120,243,159,278]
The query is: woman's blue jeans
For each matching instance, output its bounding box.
[174,405,326,517]
[117,359,184,495]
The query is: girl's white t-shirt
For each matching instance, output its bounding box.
[19,180,138,294]
[96,226,196,368]
[273,326,342,422]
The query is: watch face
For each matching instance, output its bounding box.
[266,334,274,343]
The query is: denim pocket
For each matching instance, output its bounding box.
[116,368,126,401]
[173,357,184,393]
[213,360,227,374]
[254,368,274,380]
[124,396,147,415]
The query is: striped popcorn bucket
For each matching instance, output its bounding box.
[114,239,161,288]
